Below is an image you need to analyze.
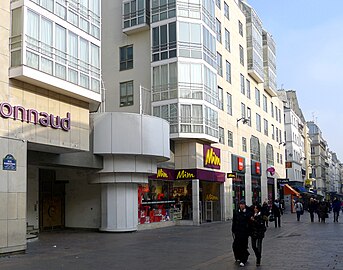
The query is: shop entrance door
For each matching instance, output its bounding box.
[204,201,213,222]
[39,169,65,230]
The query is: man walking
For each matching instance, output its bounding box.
[332,197,341,222]
[232,200,251,267]
[294,200,303,221]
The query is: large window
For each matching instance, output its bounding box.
[152,22,176,62]
[240,74,245,94]
[226,61,231,83]
[14,8,100,92]
[264,119,268,136]
[151,0,176,22]
[250,136,260,161]
[224,28,230,52]
[153,103,177,132]
[153,62,177,101]
[246,79,251,99]
[228,130,233,147]
[255,88,260,106]
[263,95,267,112]
[120,81,134,107]
[242,137,247,152]
[219,127,224,144]
[239,45,244,65]
[256,113,261,132]
[124,0,150,27]
[266,144,274,166]
[216,19,222,43]
[224,2,230,20]
[179,22,201,59]
[227,92,232,115]
[217,52,222,76]
[120,45,133,71]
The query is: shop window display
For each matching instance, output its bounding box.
[138,180,193,224]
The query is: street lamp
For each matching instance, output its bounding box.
[237,117,249,126]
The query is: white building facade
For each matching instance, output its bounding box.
[101,0,286,227]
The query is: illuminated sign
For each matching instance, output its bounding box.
[203,145,221,169]
[205,194,219,201]
[255,162,261,175]
[238,157,244,171]
[227,172,237,178]
[0,102,71,131]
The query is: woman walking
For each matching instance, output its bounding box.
[250,205,266,266]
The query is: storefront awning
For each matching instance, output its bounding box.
[284,184,300,197]
[295,186,307,193]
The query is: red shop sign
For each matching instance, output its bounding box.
[238,157,244,171]
[255,162,261,175]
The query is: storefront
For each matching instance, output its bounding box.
[145,167,225,225]
[251,160,262,205]
[231,155,246,211]
[267,178,275,204]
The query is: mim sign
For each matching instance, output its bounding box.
[0,102,71,131]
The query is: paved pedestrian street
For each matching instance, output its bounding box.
[1,212,342,270]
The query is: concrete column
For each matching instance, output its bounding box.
[100,182,138,232]
[192,179,200,225]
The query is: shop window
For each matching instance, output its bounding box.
[138,180,193,224]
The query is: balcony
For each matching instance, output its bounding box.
[122,0,150,35]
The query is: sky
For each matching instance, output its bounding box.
[247,0,343,160]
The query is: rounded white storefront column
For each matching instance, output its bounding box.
[92,112,170,233]
[100,183,138,232]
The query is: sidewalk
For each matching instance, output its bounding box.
[0,212,342,270]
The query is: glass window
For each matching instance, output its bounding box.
[219,127,224,144]
[240,74,245,94]
[241,102,246,119]
[250,136,260,161]
[256,113,261,132]
[216,0,221,9]
[217,52,222,76]
[239,45,244,65]
[228,130,233,147]
[247,107,251,126]
[264,119,268,136]
[266,143,274,166]
[224,28,230,52]
[271,102,274,117]
[218,86,223,110]
[226,61,231,83]
[242,137,247,152]
[224,2,229,20]
[263,95,267,112]
[246,79,251,99]
[120,45,133,71]
[120,81,134,107]
[255,88,260,106]
[216,19,222,43]
[227,92,232,115]
[238,20,243,36]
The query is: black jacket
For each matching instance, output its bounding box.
[250,213,266,239]
[232,208,251,237]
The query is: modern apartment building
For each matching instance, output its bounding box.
[101,0,285,227]
[307,121,328,197]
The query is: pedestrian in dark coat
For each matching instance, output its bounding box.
[250,205,266,266]
[232,200,251,267]
[318,201,328,223]
[308,198,316,222]
[332,197,341,222]
[272,199,283,227]
[261,201,270,228]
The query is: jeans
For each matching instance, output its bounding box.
[309,211,314,222]
[333,211,339,222]
[274,216,281,227]
[296,211,301,221]
[251,237,263,263]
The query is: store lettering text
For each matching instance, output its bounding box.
[176,170,195,179]
[0,102,71,131]
[157,168,168,178]
[205,148,221,167]
[205,194,219,201]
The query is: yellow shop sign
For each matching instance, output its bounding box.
[157,168,169,178]
[176,170,195,179]
[204,147,221,168]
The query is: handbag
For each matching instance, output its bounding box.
[269,214,275,222]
